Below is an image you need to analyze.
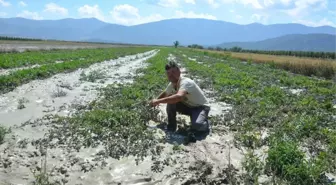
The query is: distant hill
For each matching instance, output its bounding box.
[217,34,336,52]
[0,17,335,49]
[0,17,109,41]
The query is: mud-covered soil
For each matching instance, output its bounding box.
[0,51,246,185]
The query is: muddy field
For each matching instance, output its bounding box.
[1,47,335,185]
[0,49,243,185]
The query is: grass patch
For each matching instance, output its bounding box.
[0,126,9,144]
[79,70,106,83]
[51,88,67,98]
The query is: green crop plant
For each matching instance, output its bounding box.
[0,47,153,69]
[0,126,8,144]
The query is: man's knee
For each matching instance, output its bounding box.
[191,106,210,131]
[192,120,209,131]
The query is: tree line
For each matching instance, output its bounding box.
[186,45,335,59]
[0,36,43,41]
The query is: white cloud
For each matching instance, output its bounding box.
[280,0,292,6]
[19,1,27,7]
[207,0,220,8]
[221,0,235,3]
[284,0,327,18]
[44,3,68,16]
[236,14,243,19]
[174,10,217,20]
[0,0,10,7]
[295,18,336,27]
[158,0,179,7]
[110,4,217,26]
[111,4,164,25]
[78,4,105,21]
[185,0,196,4]
[263,0,274,7]
[0,12,7,17]
[221,0,263,9]
[251,13,269,23]
[241,0,263,9]
[17,11,43,20]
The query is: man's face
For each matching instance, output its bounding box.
[166,67,180,83]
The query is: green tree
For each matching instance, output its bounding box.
[173,41,179,48]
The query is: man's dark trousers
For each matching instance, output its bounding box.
[166,102,210,132]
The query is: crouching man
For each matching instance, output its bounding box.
[149,61,211,135]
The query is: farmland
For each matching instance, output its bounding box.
[0,39,150,53]
[0,45,335,185]
[189,48,336,80]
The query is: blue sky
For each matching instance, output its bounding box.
[0,0,335,27]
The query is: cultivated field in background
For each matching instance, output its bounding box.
[190,48,336,80]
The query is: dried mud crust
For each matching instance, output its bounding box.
[159,135,244,184]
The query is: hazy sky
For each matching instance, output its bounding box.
[0,0,335,27]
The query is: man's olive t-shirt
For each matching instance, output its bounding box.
[165,77,208,107]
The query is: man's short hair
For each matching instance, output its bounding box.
[165,61,180,70]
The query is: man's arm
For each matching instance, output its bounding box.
[156,90,187,104]
[157,91,167,99]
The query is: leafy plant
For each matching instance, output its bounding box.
[0,126,9,144]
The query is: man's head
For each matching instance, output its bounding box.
[165,61,181,83]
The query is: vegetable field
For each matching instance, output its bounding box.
[0,46,335,185]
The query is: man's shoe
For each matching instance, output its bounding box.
[187,132,197,143]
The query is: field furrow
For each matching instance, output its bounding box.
[0,47,153,94]
[0,47,152,69]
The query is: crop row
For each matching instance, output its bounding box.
[31,49,170,168]
[0,47,148,69]
[0,47,153,94]
[175,49,336,184]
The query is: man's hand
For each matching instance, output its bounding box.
[149,99,160,107]
[149,90,187,107]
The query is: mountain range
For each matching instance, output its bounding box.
[1,17,335,52]
[218,33,336,52]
